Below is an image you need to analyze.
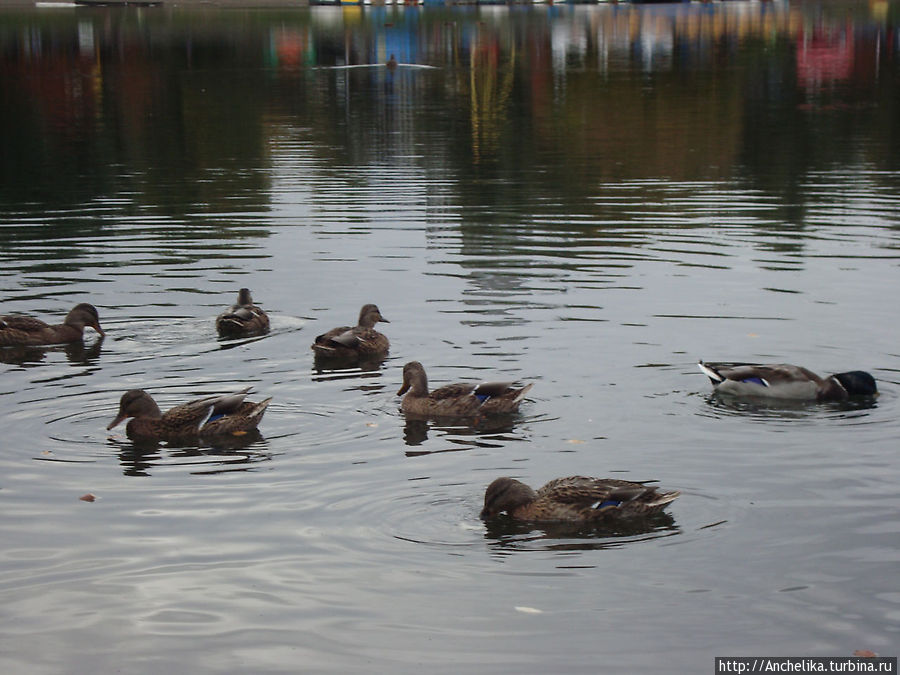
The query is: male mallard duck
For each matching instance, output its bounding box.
[107,387,272,441]
[215,288,269,338]
[311,304,390,360]
[0,303,104,346]
[397,361,533,417]
[698,361,877,401]
[480,476,680,522]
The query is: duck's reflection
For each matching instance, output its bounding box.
[402,413,521,449]
[111,430,269,477]
[483,511,680,552]
[704,391,880,419]
[0,337,104,366]
[312,352,387,375]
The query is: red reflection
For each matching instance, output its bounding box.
[796,24,854,90]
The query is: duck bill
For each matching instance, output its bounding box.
[93,323,106,338]
[396,381,410,396]
[107,412,127,430]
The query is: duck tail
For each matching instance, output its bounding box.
[248,397,272,425]
[648,490,680,508]
[513,382,534,403]
[698,361,724,383]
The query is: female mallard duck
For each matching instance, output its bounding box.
[0,303,104,346]
[107,387,272,441]
[698,361,877,401]
[215,288,269,338]
[480,476,680,522]
[397,361,533,417]
[311,304,390,360]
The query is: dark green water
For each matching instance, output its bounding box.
[1,2,899,672]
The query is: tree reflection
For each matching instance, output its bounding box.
[0,2,895,232]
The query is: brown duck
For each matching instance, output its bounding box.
[311,304,390,360]
[0,303,104,346]
[397,361,533,417]
[480,476,680,522]
[215,288,270,338]
[107,387,271,441]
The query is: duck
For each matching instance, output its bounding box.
[480,476,680,522]
[107,387,272,441]
[215,288,269,338]
[311,304,390,360]
[397,360,533,418]
[0,303,104,346]
[698,361,877,401]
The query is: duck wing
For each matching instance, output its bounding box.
[328,327,363,348]
[471,381,515,398]
[162,388,253,430]
[314,325,352,345]
[538,476,659,506]
[427,382,477,401]
[202,397,271,436]
[701,362,821,383]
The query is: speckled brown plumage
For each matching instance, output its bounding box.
[0,303,104,346]
[107,387,271,441]
[311,304,390,360]
[397,361,533,418]
[480,476,679,522]
[215,288,270,338]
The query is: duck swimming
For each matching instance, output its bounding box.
[480,476,680,522]
[698,361,877,401]
[107,387,272,441]
[0,303,104,346]
[397,360,533,418]
[215,288,269,338]
[311,304,390,361]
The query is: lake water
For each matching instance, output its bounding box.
[1,1,899,672]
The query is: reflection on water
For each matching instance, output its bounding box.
[401,412,526,447]
[0,337,104,366]
[1,2,899,673]
[702,391,881,421]
[108,431,271,477]
[483,510,681,554]
[0,2,897,225]
[313,352,388,374]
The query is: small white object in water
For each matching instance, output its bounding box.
[514,606,543,615]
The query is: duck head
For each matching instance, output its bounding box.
[107,389,161,430]
[833,371,877,397]
[66,303,105,337]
